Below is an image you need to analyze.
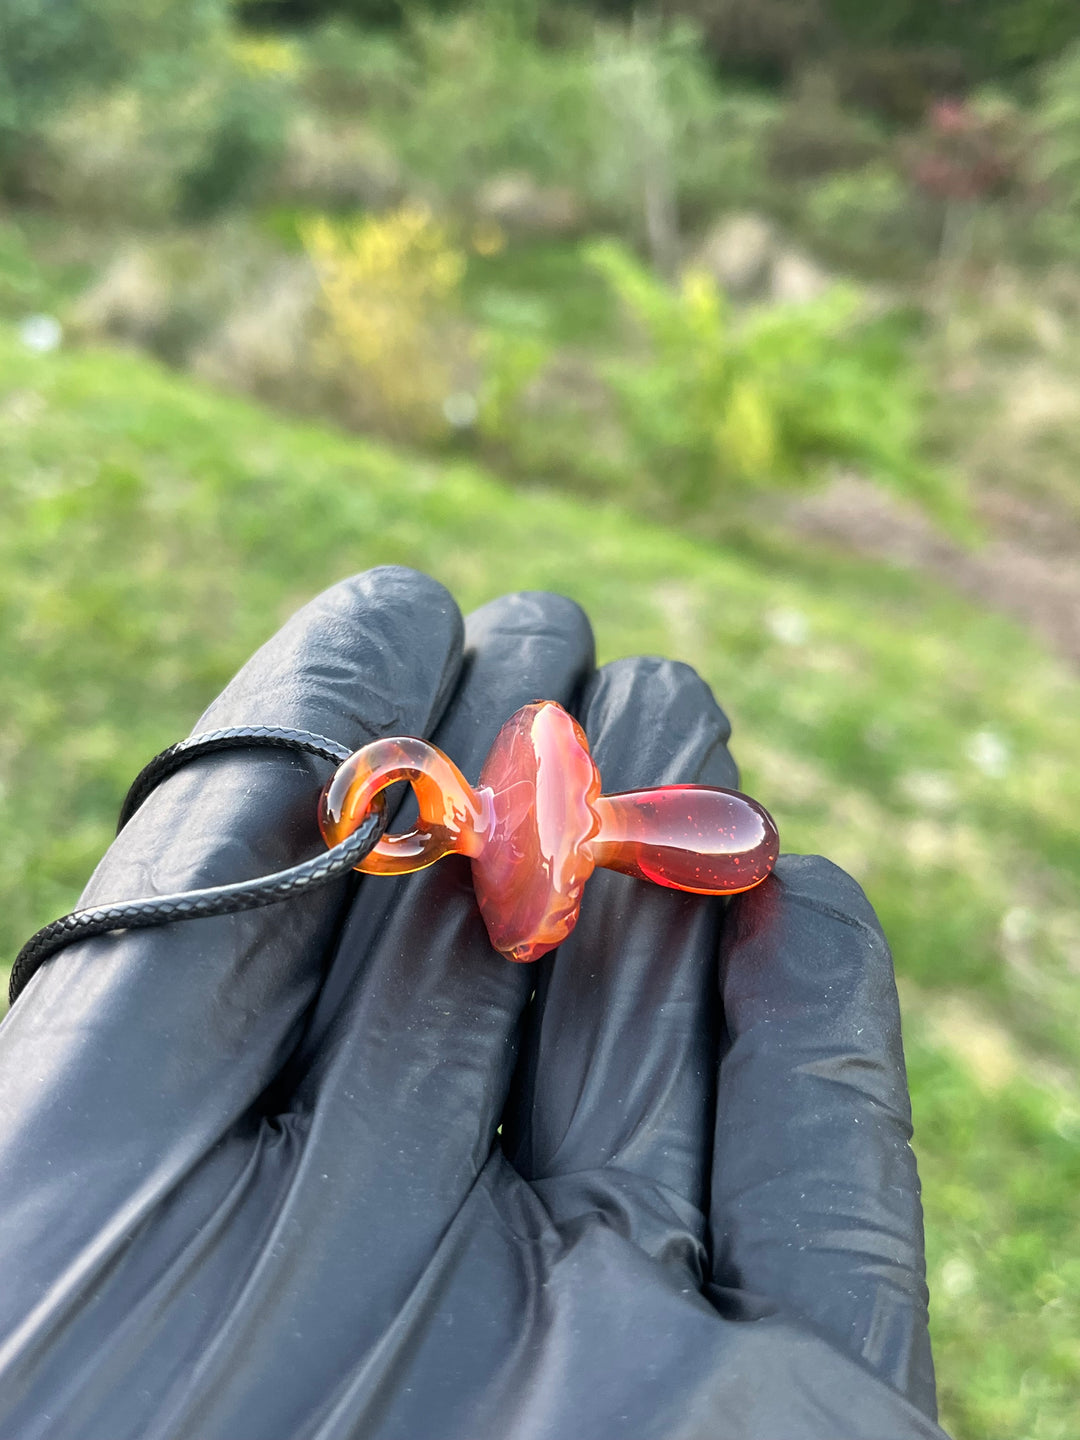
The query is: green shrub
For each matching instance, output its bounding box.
[1034,42,1080,235]
[69,227,299,368]
[586,238,965,525]
[474,326,551,440]
[178,72,290,219]
[30,38,296,224]
[34,79,204,224]
[299,19,420,112]
[766,68,885,181]
[0,219,47,317]
[0,0,227,183]
[378,13,594,201]
[662,0,825,83]
[825,0,1080,76]
[802,162,931,273]
[343,14,777,247]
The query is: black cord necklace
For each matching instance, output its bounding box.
[8,727,388,1008]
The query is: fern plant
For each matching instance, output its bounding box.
[586,239,968,531]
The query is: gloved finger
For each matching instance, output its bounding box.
[0,568,463,1323]
[143,595,596,1439]
[710,855,937,1417]
[503,657,739,1269]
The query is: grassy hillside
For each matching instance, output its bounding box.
[2,325,1078,1439]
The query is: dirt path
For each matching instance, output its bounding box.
[788,472,1080,671]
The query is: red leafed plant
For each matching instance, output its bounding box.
[904,97,1023,204]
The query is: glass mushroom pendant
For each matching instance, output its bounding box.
[319,700,779,963]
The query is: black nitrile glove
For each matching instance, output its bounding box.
[0,568,947,1440]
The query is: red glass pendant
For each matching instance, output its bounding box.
[319,700,778,963]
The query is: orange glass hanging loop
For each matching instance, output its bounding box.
[319,701,779,963]
[319,736,490,875]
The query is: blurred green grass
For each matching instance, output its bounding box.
[2,325,1079,1439]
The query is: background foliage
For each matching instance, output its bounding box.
[2,2,1080,1437]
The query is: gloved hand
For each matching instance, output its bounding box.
[0,568,948,1440]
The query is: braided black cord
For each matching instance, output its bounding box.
[9,728,386,1008]
[117,727,354,831]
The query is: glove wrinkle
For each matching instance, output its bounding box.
[284,1153,946,1440]
[530,1166,708,1279]
[0,1120,299,1440]
[711,854,938,1419]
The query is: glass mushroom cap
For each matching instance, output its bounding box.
[319,700,779,963]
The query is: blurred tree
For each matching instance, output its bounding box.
[0,0,226,182]
[664,0,1080,80]
[235,0,1080,96]
[1035,41,1080,216]
[901,95,1031,269]
[177,72,290,218]
[765,66,883,178]
[829,47,969,126]
[825,0,1080,74]
[237,0,459,29]
[903,98,1024,207]
[659,0,824,85]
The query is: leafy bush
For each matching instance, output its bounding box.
[303,203,472,440]
[28,38,295,224]
[177,73,291,219]
[69,228,301,368]
[378,14,594,201]
[801,162,931,273]
[473,325,552,445]
[32,84,190,223]
[274,114,403,210]
[0,219,49,317]
[765,68,885,181]
[1034,41,1080,238]
[350,15,777,249]
[299,19,419,112]
[665,0,825,82]
[824,0,1080,76]
[0,0,227,183]
[586,239,964,525]
[891,91,1043,270]
[903,96,1029,207]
